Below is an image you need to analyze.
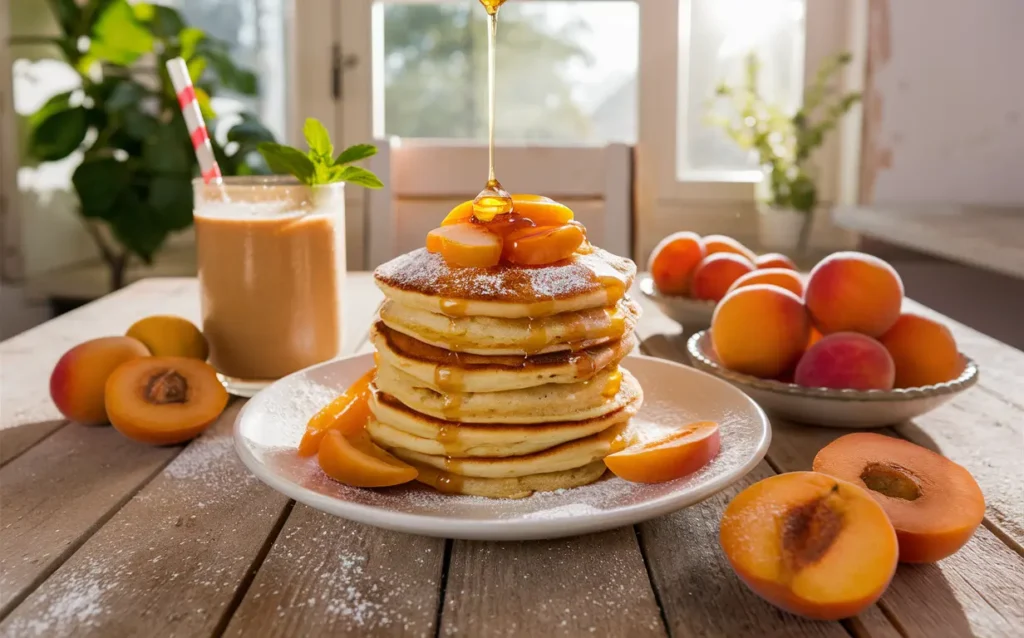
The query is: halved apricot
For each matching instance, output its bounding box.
[426,223,503,267]
[298,368,375,457]
[442,200,475,226]
[503,223,585,266]
[510,194,574,227]
[813,432,985,563]
[318,429,418,488]
[720,472,898,620]
[605,421,720,483]
[105,356,229,445]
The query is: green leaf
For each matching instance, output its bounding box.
[107,192,166,263]
[187,56,207,84]
[29,107,88,161]
[143,126,191,174]
[73,157,132,217]
[148,6,186,39]
[198,41,259,95]
[304,118,333,162]
[106,81,144,112]
[334,143,377,166]
[49,0,83,36]
[179,27,205,60]
[132,2,155,22]
[121,109,159,140]
[148,175,194,230]
[194,86,216,120]
[258,142,316,184]
[332,165,384,189]
[28,91,75,129]
[91,0,154,65]
[227,118,276,146]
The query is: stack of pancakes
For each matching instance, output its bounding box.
[369,247,642,499]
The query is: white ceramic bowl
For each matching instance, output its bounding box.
[686,331,979,429]
[639,274,716,330]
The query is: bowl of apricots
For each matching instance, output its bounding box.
[685,251,979,428]
[49,315,229,445]
[642,232,797,329]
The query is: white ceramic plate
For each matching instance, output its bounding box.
[639,274,716,330]
[687,331,979,429]
[234,353,771,540]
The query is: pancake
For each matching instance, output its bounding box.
[406,460,609,499]
[385,420,628,479]
[378,297,640,355]
[368,390,640,457]
[373,364,642,424]
[374,248,636,319]
[371,322,637,393]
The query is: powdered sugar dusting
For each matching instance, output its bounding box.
[373,248,635,302]
[2,557,112,636]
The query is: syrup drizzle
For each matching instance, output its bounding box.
[472,0,513,221]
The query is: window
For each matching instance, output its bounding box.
[376,1,638,144]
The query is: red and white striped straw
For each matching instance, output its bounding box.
[165,57,222,184]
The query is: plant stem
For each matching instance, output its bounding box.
[797,212,814,256]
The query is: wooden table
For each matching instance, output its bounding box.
[1,275,1022,637]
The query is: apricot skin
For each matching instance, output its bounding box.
[691,253,756,302]
[720,472,898,621]
[794,333,895,391]
[703,234,757,263]
[649,231,706,296]
[50,336,150,425]
[712,285,811,379]
[126,315,209,360]
[879,313,961,388]
[726,268,805,298]
[756,253,797,270]
[805,252,904,337]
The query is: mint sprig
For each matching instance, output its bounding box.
[258,118,383,189]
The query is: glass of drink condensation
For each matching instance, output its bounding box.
[193,176,346,396]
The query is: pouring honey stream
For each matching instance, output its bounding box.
[473,0,513,222]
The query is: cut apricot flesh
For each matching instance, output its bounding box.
[105,356,229,445]
[442,200,475,226]
[503,223,585,266]
[720,471,898,620]
[442,194,573,228]
[605,421,720,483]
[813,432,985,563]
[318,429,418,488]
[298,368,375,457]
[426,223,503,267]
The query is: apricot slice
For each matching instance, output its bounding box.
[105,356,228,445]
[510,194,574,227]
[442,200,475,226]
[605,421,720,483]
[318,429,418,488]
[813,433,985,563]
[298,368,375,457]
[649,231,706,296]
[503,223,585,266]
[720,471,898,620]
[426,223,503,268]
[50,336,150,425]
[126,315,209,360]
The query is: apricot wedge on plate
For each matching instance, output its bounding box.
[605,421,720,483]
[318,429,418,488]
[105,356,229,445]
[720,472,898,620]
[427,223,503,267]
[298,368,375,457]
[503,223,585,266]
[813,432,985,563]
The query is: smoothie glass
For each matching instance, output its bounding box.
[193,176,346,396]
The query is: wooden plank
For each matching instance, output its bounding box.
[223,508,445,637]
[637,462,892,637]
[0,425,181,617]
[441,528,666,637]
[768,420,1024,637]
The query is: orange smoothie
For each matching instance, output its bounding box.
[194,177,346,391]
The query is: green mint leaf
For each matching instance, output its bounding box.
[303,118,333,162]
[334,143,377,166]
[258,142,316,184]
[331,165,383,189]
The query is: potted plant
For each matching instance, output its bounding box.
[708,52,861,254]
[20,0,276,292]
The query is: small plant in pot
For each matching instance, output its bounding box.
[708,52,860,254]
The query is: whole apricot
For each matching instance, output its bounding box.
[756,253,797,270]
[703,234,758,263]
[805,252,904,337]
[649,231,706,296]
[726,268,805,298]
[692,253,756,302]
[712,285,811,378]
[879,313,961,388]
[720,472,898,620]
[126,315,209,360]
[814,433,985,563]
[105,356,229,445]
[50,336,150,425]
[794,333,895,391]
